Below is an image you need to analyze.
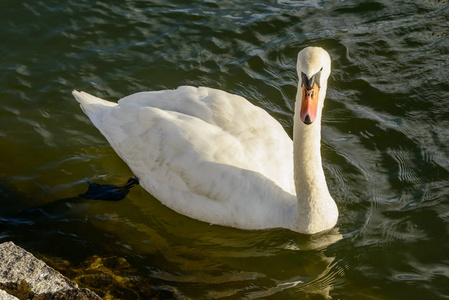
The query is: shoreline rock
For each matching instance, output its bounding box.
[0,241,101,300]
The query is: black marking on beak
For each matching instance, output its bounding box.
[301,69,322,89]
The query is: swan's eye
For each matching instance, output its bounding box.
[313,69,322,88]
[301,72,310,89]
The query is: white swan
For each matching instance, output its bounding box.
[73,47,338,234]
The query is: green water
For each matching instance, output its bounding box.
[1,0,449,299]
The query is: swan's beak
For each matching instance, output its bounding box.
[300,83,319,125]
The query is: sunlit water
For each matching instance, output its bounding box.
[1,0,449,299]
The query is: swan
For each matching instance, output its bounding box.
[73,46,338,234]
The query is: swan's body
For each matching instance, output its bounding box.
[73,47,338,234]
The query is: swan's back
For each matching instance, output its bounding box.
[74,86,296,229]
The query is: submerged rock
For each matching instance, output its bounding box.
[44,255,184,300]
[0,241,101,300]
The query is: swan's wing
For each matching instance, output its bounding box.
[114,86,294,193]
[76,86,295,228]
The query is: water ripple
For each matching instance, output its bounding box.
[1,0,449,299]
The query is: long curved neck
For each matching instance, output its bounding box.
[292,88,337,234]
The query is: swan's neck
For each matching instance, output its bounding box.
[292,90,338,234]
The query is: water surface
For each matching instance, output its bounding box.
[1,0,449,299]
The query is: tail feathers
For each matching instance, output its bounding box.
[72,90,116,130]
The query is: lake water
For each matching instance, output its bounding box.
[1,0,449,299]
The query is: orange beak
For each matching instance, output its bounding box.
[300,83,319,125]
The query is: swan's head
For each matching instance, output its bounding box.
[296,47,331,125]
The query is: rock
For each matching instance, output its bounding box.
[0,289,19,300]
[0,241,101,300]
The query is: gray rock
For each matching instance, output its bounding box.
[0,241,101,300]
[0,289,19,300]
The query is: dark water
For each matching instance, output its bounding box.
[1,0,449,299]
